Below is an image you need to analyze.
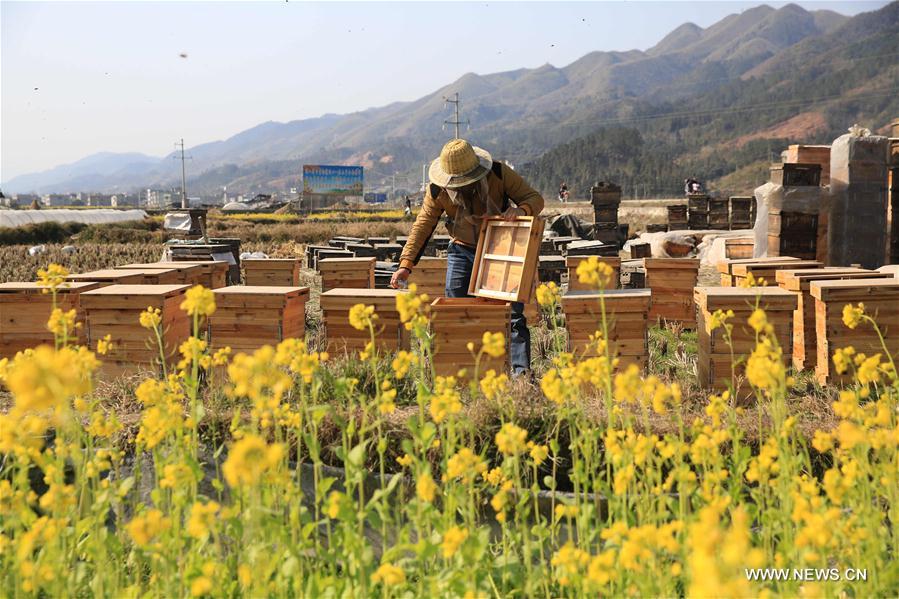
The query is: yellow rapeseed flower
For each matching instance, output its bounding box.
[496,422,528,456]
[222,434,285,488]
[391,350,417,379]
[536,282,561,308]
[441,526,469,558]
[371,563,405,586]
[187,501,220,540]
[96,334,113,356]
[842,302,865,329]
[180,285,216,317]
[348,303,377,331]
[576,256,614,290]
[416,472,437,503]
[126,509,171,548]
[139,306,162,330]
[446,448,488,483]
[481,331,506,358]
[36,264,69,292]
[479,369,509,401]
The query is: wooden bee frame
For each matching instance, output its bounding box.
[468,216,544,304]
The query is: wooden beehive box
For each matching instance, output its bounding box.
[644,258,700,326]
[408,257,447,297]
[167,260,230,289]
[243,258,301,287]
[66,269,147,286]
[730,259,821,287]
[561,289,651,370]
[209,286,310,352]
[0,282,101,358]
[469,216,544,304]
[319,257,375,292]
[565,256,621,291]
[694,287,798,393]
[430,297,510,377]
[80,284,191,378]
[776,268,888,371]
[319,289,409,354]
[724,238,754,260]
[717,256,801,287]
[116,263,205,287]
[809,279,899,386]
[114,267,186,286]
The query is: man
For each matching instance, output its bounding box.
[390,139,544,375]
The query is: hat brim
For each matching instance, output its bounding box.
[429,146,493,189]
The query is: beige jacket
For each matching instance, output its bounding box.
[399,161,544,269]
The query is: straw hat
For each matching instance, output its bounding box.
[428,139,493,188]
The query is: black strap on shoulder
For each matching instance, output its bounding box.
[429,183,442,199]
[491,161,503,178]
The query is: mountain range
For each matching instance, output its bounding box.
[4,2,898,197]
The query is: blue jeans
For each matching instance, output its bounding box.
[445,242,531,374]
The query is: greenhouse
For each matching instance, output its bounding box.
[0,208,147,228]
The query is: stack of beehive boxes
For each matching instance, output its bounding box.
[644,258,699,326]
[0,282,100,357]
[430,297,510,377]
[768,163,822,261]
[776,268,887,371]
[591,182,621,245]
[809,279,899,386]
[319,257,375,292]
[708,197,729,230]
[687,195,709,229]
[565,256,621,291]
[694,287,798,393]
[319,289,409,353]
[243,258,300,286]
[782,145,831,186]
[208,286,309,352]
[561,289,651,369]
[667,205,687,230]
[724,238,754,260]
[81,284,191,378]
[408,257,447,297]
[729,196,753,229]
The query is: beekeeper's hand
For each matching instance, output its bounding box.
[501,206,525,220]
[390,267,411,289]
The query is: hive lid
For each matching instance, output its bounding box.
[731,260,821,276]
[775,267,879,289]
[241,258,299,264]
[469,216,544,303]
[716,256,800,274]
[694,286,798,311]
[810,278,899,300]
[115,262,200,271]
[643,258,700,269]
[320,288,407,298]
[213,285,309,298]
[67,269,145,280]
[0,281,101,294]
[81,284,190,297]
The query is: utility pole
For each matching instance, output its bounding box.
[421,164,427,196]
[443,92,469,139]
[174,138,192,209]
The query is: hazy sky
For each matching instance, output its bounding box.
[1,0,887,181]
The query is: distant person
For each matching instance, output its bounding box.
[558,182,570,202]
[390,139,545,376]
[404,195,412,216]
